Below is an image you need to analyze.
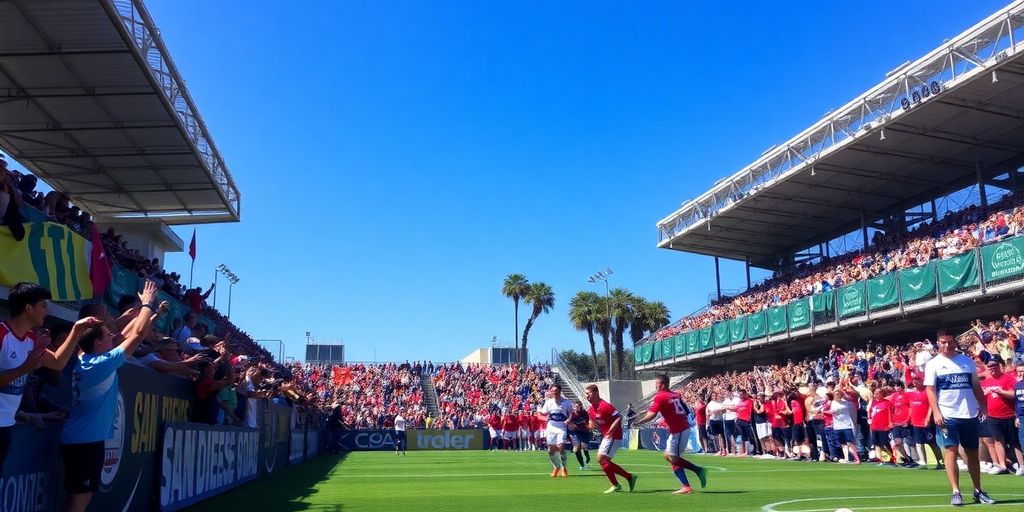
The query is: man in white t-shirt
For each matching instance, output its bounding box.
[394,413,407,456]
[536,385,573,477]
[924,330,995,506]
[705,392,726,455]
[722,392,740,455]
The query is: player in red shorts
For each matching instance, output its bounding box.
[584,384,637,493]
[633,374,707,495]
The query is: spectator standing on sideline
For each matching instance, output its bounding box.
[1,283,100,473]
[924,330,996,506]
[60,280,165,512]
[394,412,407,455]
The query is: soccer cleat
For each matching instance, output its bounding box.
[561,467,568,477]
[951,491,963,506]
[935,463,946,471]
[550,468,559,478]
[673,485,694,495]
[973,489,996,504]
[603,484,621,494]
[696,466,708,489]
[579,465,586,471]
[627,473,638,492]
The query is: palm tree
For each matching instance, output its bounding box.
[569,291,602,380]
[502,274,530,363]
[521,282,555,361]
[629,298,671,346]
[608,288,634,378]
[593,295,612,380]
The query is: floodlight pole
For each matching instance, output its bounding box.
[589,268,614,381]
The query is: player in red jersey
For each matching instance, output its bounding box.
[487,409,503,450]
[501,409,520,451]
[633,374,707,495]
[906,372,943,469]
[517,408,532,451]
[868,387,897,467]
[889,381,919,468]
[584,385,637,493]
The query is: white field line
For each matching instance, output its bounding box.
[762,493,1024,512]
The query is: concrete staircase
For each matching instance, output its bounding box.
[552,371,582,405]
[420,371,440,418]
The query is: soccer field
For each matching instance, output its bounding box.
[184,451,1024,512]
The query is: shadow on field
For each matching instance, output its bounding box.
[184,452,350,512]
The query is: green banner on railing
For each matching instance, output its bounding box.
[730,316,746,343]
[686,331,699,353]
[837,281,866,318]
[641,343,653,363]
[714,322,730,347]
[811,290,833,313]
[653,340,662,360]
[662,338,673,359]
[699,328,713,351]
[767,306,787,335]
[981,237,1024,282]
[635,347,643,364]
[899,262,936,302]
[674,335,685,356]
[748,311,766,339]
[938,252,979,294]
[788,299,810,329]
[868,273,899,310]
[105,264,140,309]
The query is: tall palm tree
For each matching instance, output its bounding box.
[629,298,671,346]
[608,288,635,378]
[502,274,530,362]
[569,291,602,380]
[521,282,555,361]
[593,295,612,380]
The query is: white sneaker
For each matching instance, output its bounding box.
[987,466,1009,475]
[981,461,993,470]
[957,462,969,471]
[1014,467,1024,477]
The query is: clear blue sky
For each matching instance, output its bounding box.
[132,0,1007,363]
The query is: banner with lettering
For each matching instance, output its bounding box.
[662,338,674,359]
[837,282,866,319]
[653,339,663,360]
[767,306,787,335]
[729,316,746,343]
[788,299,810,330]
[0,222,93,301]
[674,334,685,356]
[159,423,260,511]
[714,322,730,347]
[698,328,713,351]
[412,429,485,450]
[685,331,699,353]
[981,236,1024,284]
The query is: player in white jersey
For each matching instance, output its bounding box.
[394,413,407,455]
[536,384,573,477]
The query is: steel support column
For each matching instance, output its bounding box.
[715,257,722,300]
[977,164,988,212]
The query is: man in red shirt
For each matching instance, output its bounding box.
[517,408,532,452]
[735,389,755,457]
[695,399,710,454]
[868,388,897,467]
[487,410,503,450]
[584,385,636,494]
[789,391,810,461]
[501,410,519,451]
[906,372,944,469]
[980,356,1020,474]
[889,381,919,468]
[633,374,707,495]
[766,392,791,458]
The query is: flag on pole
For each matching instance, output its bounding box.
[89,225,113,297]
[188,229,197,261]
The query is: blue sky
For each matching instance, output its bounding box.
[108,0,1009,363]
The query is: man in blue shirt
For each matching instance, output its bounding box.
[60,280,165,512]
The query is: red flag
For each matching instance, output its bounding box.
[188,229,196,261]
[89,225,113,297]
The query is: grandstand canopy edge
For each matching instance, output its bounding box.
[0,0,240,225]
[658,1,1024,270]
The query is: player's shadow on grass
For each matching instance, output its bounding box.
[632,490,750,495]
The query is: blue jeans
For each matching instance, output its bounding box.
[936,417,980,450]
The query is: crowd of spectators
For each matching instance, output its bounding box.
[654,192,1024,341]
[431,363,556,429]
[664,313,1024,478]
[289,362,428,430]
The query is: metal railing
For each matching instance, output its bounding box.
[550,348,588,401]
[638,235,1024,369]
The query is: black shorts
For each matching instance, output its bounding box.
[891,425,911,440]
[772,426,791,444]
[724,419,737,437]
[709,421,724,436]
[736,420,752,441]
[395,430,407,445]
[697,424,708,440]
[912,425,935,445]
[61,441,104,494]
[870,430,892,448]
[0,427,11,473]
[986,417,1016,444]
[790,424,807,443]
[978,418,992,438]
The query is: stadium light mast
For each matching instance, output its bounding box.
[588,268,614,380]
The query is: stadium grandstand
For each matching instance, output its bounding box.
[636,0,1024,375]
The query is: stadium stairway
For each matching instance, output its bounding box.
[552,372,582,405]
[420,371,440,418]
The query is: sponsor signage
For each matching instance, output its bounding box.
[335,430,398,451]
[159,423,259,512]
[411,430,484,450]
[290,430,305,464]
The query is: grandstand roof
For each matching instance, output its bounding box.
[658,1,1024,269]
[0,0,240,225]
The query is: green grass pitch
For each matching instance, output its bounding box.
[184,450,1024,511]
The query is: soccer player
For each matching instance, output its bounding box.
[501,408,519,451]
[924,330,996,506]
[394,413,407,455]
[487,408,503,451]
[633,374,707,495]
[568,401,592,470]
[584,385,637,493]
[536,385,573,477]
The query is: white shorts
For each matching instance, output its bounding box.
[598,436,620,458]
[519,427,530,438]
[546,429,568,446]
[665,429,689,458]
[534,430,543,440]
[503,430,516,440]
[755,422,771,440]
[489,427,503,439]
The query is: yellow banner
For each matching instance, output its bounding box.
[0,222,93,301]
